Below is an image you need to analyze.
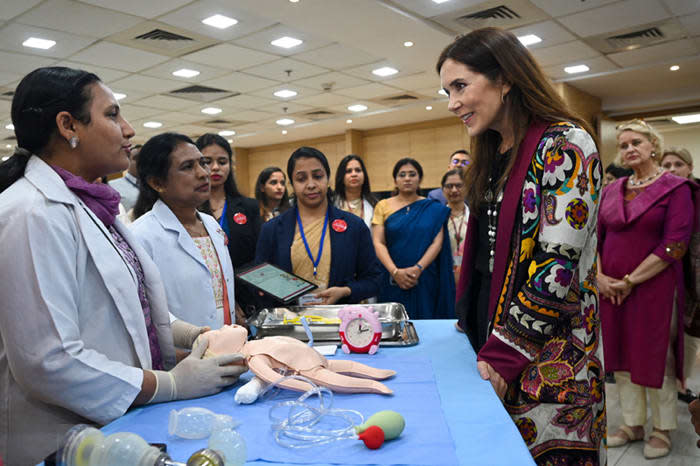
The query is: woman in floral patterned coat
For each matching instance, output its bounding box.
[439,28,605,464]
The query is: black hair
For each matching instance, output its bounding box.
[334,154,377,207]
[195,133,241,216]
[0,66,100,193]
[441,167,464,187]
[133,132,195,219]
[287,146,334,203]
[604,164,633,179]
[255,166,290,212]
[449,149,470,161]
[392,157,423,180]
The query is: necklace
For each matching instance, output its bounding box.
[629,167,663,186]
[485,182,503,273]
[449,207,466,252]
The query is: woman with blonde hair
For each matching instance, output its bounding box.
[440,27,604,464]
[598,119,697,458]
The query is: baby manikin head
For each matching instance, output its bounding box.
[197,324,248,358]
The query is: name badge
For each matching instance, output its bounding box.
[332,219,347,233]
[233,212,247,225]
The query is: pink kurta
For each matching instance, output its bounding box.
[598,172,696,387]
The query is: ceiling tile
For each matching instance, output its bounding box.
[509,20,576,49]
[70,42,169,72]
[607,39,698,67]
[242,57,328,81]
[293,43,379,70]
[0,70,22,86]
[342,60,420,82]
[530,41,600,67]
[149,111,210,125]
[16,0,142,39]
[544,56,620,80]
[294,93,355,107]
[258,101,314,115]
[383,72,440,92]
[292,71,371,91]
[336,83,403,99]
[529,0,619,17]
[182,43,278,70]
[232,23,332,57]
[120,104,163,121]
[679,11,700,32]
[140,59,230,83]
[135,95,195,111]
[55,61,130,82]
[558,0,670,37]
[0,50,56,76]
[79,0,192,19]
[662,0,700,15]
[0,0,42,21]
[0,23,95,59]
[232,110,278,122]
[248,83,321,101]
[200,72,280,93]
[109,74,183,93]
[215,94,277,110]
[393,0,486,18]
[158,0,277,42]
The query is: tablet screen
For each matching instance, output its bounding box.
[236,263,317,303]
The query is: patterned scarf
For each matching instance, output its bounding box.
[51,165,121,226]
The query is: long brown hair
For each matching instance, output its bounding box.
[436,27,596,210]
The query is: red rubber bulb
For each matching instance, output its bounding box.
[358,425,385,449]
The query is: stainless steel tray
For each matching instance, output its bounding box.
[248,303,418,346]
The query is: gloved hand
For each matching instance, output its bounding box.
[171,319,210,349]
[149,336,247,403]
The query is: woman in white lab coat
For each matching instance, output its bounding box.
[0,67,245,465]
[131,133,239,330]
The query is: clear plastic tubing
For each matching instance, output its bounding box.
[169,407,237,440]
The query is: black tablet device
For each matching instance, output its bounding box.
[235,263,317,305]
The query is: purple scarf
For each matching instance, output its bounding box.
[51,165,121,226]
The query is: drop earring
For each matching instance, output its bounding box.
[69,136,79,149]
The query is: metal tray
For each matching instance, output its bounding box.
[248,303,418,346]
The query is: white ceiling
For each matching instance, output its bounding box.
[0,0,698,150]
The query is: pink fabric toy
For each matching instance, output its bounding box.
[196,325,395,404]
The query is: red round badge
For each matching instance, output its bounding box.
[233,212,247,225]
[332,219,347,233]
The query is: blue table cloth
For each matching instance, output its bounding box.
[101,320,534,465]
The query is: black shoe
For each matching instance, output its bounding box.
[678,389,697,403]
[605,372,616,384]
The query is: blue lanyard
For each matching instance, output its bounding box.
[296,207,329,277]
[218,199,227,228]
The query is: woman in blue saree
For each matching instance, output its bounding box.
[372,158,455,319]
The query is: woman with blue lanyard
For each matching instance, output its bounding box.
[132,132,244,330]
[255,146,383,304]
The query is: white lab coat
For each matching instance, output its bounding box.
[334,197,374,227]
[130,199,235,329]
[0,156,176,465]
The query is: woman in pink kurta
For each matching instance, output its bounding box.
[598,119,697,459]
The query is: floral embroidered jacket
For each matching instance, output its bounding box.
[457,121,605,464]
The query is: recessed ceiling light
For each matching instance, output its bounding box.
[143,121,162,129]
[2,156,8,161]
[372,66,398,77]
[22,37,56,50]
[172,68,200,78]
[4,144,11,149]
[670,65,680,71]
[432,0,450,3]
[672,114,700,124]
[289,0,299,3]
[227,139,233,143]
[202,14,238,29]
[282,130,288,134]
[201,107,222,115]
[5,124,14,130]
[517,34,542,47]
[113,92,127,100]
[271,36,303,49]
[426,106,433,111]
[564,64,590,74]
[404,41,414,47]
[276,118,295,126]
[346,119,352,124]
[273,89,298,98]
[348,104,368,112]
[218,130,236,136]
[438,89,447,96]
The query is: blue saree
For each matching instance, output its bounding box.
[379,199,455,319]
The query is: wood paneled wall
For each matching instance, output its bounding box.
[233,82,603,196]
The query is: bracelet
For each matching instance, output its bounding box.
[623,274,634,288]
[415,263,423,271]
[392,268,399,277]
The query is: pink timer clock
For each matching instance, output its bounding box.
[338,306,382,354]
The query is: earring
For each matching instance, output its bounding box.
[651,151,656,158]
[69,136,79,149]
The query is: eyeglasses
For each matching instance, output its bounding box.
[451,159,471,167]
[443,183,464,190]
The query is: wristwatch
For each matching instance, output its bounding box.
[623,274,634,288]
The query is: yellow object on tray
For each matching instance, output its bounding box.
[283,315,341,325]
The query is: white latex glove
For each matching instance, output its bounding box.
[171,319,210,349]
[150,336,247,403]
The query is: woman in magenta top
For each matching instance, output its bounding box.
[598,119,697,459]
